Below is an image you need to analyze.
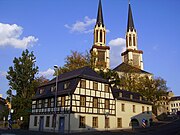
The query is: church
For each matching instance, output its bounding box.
[29,0,152,133]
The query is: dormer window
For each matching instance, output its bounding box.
[64,82,70,90]
[39,89,44,94]
[130,94,133,99]
[51,86,56,92]
[119,92,122,98]
[139,96,142,101]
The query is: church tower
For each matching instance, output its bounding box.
[90,0,110,71]
[121,2,144,70]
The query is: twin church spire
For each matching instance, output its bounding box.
[122,2,144,70]
[91,0,144,71]
[91,0,110,71]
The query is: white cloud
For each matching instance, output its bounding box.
[0,71,7,77]
[65,16,96,34]
[108,37,126,68]
[39,68,54,78]
[0,23,38,49]
[65,16,111,34]
[108,38,126,46]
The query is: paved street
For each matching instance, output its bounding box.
[0,118,180,135]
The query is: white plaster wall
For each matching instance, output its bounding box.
[116,100,152,128]
[69,113,116,132]
[169,100,180,114]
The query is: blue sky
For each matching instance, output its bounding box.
[0,0,180,98]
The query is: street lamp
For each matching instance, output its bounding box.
[53,65,58,132]
[8,89,12,129]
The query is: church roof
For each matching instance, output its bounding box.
[113,62,152,74]
[96,0,104,27]
[127,3,135,32]
[170,96,180,101]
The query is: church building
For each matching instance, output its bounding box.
[90,0,110,72]
[113,2,151,77]
[29,0,152,133]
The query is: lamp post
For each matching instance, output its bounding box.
[8,89,12,130]
[53,65,58,132]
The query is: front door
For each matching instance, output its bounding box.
[59,117,65,133]
[39,116,44,131]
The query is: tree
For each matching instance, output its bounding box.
[54,50,95,75]
[118,73,168,115]
[6,49,38,126]
[98,69,120,88]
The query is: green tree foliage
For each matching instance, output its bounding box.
[6,49,38,125]
[98,69,120,88]
[118,73,168,114]
[54,50,95,75]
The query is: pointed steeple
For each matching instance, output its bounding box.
[127,2,135,31]
[96,0,104,27]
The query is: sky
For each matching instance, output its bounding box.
[0,0,180,98]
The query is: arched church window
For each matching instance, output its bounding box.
[100,30,102,42]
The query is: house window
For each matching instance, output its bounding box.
[34,116,37,126]
[48,99,51,107]
[139,96,142,101]
[61,96,65,107]
[117,118,122,128]
[147,107,149,114]
[119,92,122,97]
[92,117,98,128]
[52,115,56,128]
[133,105,136,113]
[45,116,50,127]
[105,117,109,128]
[64,82,70,89]
[79,116,85,128]
[142,106,145,113]
[80,96,86,107]
[105,85,109,93]
[130,94,133,99]
[105,99,109,109]
[42,100,45,108]
[51,86,55,92]
[38,100,42,108]
[51,98,54,107]
[39,89,44,94]
[121,103,125,112]
[80,80,86,89]
[93,82,98,90]
[93,98,98,108]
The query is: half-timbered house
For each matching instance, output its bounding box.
[29,66,152,132]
